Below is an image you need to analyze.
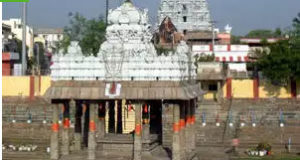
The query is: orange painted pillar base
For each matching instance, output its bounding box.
[172,104,181,160]
[134,104,142,160]
[50,104,59,159]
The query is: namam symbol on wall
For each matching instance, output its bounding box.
[105,82,122,98]
[102,43,125,81]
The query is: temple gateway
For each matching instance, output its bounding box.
[46,1,201,160]
[157,0,212,32]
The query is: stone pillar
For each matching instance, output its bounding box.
[74,101,82,151]
[185,101,192,154]
[50,104,59,160]
[172,104,181,160]
[98,102,106,138]
[114,100,118,133]
[97,102,106,150]
[217,81,222,102]
[180,102,186,160]
[88,103,97,160]
[83,103,89,147]
[142,104,150,142]
[190,99,196,151]
[142,124,150,141]
[134,103,142,160]
[62,102,70,155]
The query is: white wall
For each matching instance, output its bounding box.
[192,44,250,62]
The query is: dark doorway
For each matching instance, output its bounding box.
[108,101,115,133]
[149,101,162,135]
[83,103,89,147]
[117,101,123,133]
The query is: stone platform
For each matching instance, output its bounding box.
[60,148,170,160]
[98,133,160,153]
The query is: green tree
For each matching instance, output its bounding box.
[34,42,50,74]
[246,29,274,38]
[231,35,241,44]
[291,13,300,51]
[59,12,106,56]
[246,29,283,38]
[293,13,300,24]
[255,13,300,85]
[80,19,106,56]
[257,40,292,84]
[274,27,282,37]
[12,38,23,54]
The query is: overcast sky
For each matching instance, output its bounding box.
[3,0,300,35]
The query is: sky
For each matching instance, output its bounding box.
[3,0,300,35]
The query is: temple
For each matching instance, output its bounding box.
[157,0,212,33]
[155,0,217,47]
[46,1,201,160]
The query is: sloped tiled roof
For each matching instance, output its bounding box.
[45,81,203,100]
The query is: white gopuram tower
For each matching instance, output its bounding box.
[157,0,212,32]
[51,1,196,82]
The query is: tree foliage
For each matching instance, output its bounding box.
[194,53,215,62]
[155,45,175,56]
[34,42,51,74]
[231,35,241,44]
[291,13,300,51]
[255,13,300,85]
[246,28,282,38]
[59,12,106,56]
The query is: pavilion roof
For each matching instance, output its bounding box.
[44,81,202,100]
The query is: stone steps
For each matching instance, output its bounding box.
[3,152,49,160]
[196,100,300,156]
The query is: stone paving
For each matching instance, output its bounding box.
[3,148,172,160]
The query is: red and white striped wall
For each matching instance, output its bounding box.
[192,44,250,62]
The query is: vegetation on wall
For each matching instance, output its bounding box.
[194,53,215,62]
[193,53,215,67]
[155,45,175,56]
